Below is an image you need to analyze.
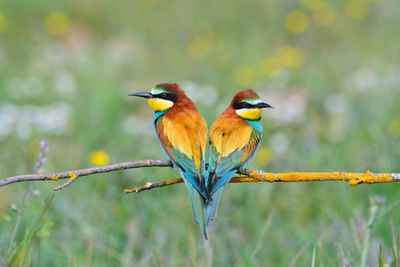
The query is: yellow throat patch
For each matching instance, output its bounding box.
[148,98,173,112]
[236,108,262,120]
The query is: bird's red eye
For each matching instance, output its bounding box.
[242,102,250,108]
[160,93,167,98]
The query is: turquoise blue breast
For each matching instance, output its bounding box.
[244,119,263,133]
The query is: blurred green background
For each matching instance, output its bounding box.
[1,0,400,266]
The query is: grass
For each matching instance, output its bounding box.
[1,0,400,266]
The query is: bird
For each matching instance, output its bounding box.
[129,83,210,239]
[205,89,272,226]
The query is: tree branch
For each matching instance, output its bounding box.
[124,169,400,193]
[0,160,172,189]
[0,159,399,192]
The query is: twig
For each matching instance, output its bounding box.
[124,178,183,193]
[124,176,266,193]
[53,172,79,191]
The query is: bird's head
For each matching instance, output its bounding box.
[231,89,272,120]
[129,83,181,112]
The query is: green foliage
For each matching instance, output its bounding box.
[378,245,384,267]
[7,195,54,267]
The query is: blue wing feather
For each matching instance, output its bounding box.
[153,112,206,197]
[208,140,257,196]
[171,148,207,198]
[205,120,263,225]
[152,111,209,239]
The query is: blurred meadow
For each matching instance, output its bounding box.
[1,0,400,266]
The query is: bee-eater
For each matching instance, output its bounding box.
[129,83,210,239]
[206,89,272,225]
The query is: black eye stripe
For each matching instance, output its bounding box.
[233,102,255,109]
[153,93,177,102]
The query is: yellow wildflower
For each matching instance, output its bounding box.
[233,65,258,87]
[277,46,305,69]
[3,214,11,222]
[90,151,110,166]
[388,120,400,137]
[187,36,211,60]
[313,4,337,27]
[261,57,282,77]
[285,10,309,34]
[300,0,325,10]
[45,11,71,36]
[344,0,369,20]
[0,14,6,32]
[256,148,273,166]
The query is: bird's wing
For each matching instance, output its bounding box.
[155,111,208,197]
[208,120,261,195]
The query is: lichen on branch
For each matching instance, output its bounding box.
[124,169,400,194]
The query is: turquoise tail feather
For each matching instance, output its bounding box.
[209,170,237,196]
[205,187,224,226]
[185,181,209,240]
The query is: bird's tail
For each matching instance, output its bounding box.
[185,181,209,240]
[203,169,231,227]
[186,188,225,240]
[205,187,224,227]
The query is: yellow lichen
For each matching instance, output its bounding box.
[248,171,267,181]
[165,178,183,185]
[243,171,396,184]
[231,177,260,183]
[69,172,78,180]
[51,174,59,181]
[347,179,360,186]
[125,171,400,195]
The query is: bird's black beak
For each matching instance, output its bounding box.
[128,92,153,99]
[256,102,273,109]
